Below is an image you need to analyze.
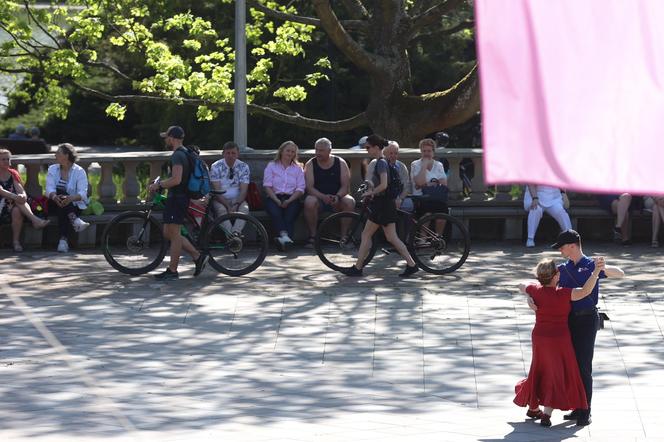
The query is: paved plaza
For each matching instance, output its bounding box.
[1,243,663,441]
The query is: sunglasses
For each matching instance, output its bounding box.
[228,166,234,180]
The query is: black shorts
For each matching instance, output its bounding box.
[163,193,189,225]
[368,196,397,226]
[415,199,448,218]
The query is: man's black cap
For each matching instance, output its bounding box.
[160,125,185,139]
[551,229,581,249]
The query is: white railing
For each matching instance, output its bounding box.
[13,148,500,207]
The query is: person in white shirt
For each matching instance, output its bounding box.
[209,141,250,233]
[411,138,448,234]
[523,185,572,248]
[45,143,90,253]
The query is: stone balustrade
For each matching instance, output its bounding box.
[13,148,499,206]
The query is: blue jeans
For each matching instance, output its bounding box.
[264,195,302,238]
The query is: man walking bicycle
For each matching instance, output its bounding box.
[148,126,208,280]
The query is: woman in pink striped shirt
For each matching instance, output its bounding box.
[263,141,305,250]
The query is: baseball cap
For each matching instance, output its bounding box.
[350,135,368,150]
[551,229,581,249]
[160,126,185,139]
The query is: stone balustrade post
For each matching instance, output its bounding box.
[122,161,141,204]
[469,156,486,201]
[24,163,43,197]
[98,162,117,204]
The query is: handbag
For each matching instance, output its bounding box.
[421,183,449,201]
[246,182,263,210]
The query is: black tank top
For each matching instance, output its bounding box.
[313,157,341,195]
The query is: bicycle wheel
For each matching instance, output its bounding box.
[315,211,376,272]
[202,213,268,276]
[102,211,167,275]
[409,213,470,274]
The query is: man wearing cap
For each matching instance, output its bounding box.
[544,229,624,426]
[148,126,208,280]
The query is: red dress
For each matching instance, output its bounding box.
[514,284,588,410]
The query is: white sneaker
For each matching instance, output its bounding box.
[526,238,535,248]
[72,217,90,233]
[281,233,294,244]
[57,239,69,253]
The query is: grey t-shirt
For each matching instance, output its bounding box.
[169,147,191,196]
[370,158,388,191]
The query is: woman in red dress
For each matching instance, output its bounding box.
[514,256,605,427]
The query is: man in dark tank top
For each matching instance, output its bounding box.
[303,137,355,245]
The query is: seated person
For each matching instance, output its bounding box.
[8,124,28,140]
[411,138,448,233]
[367,140,413,212]
[45,143,90,253]
[523,185,572,248]
[0,148,50,252]
[303,137,355,246]
[596,193,641,244]
[263,141,305,250]
[209,141,250,234]
[644,196,664,247]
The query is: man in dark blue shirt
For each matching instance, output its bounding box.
[551,229,624,426]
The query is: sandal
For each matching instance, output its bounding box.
[304,236,316,248]
[652,240,660,248]
[13,243,23,253]
[526,408,543,419]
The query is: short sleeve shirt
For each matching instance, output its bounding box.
[210,159,250,200]
[557,255,607,311]
[410,159,447,196]
[169,147,191,196]
[369,158,388,190]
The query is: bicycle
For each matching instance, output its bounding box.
[314,184,470,274]
[101,188,269,277]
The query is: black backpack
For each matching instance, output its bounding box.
[374,159,403,199]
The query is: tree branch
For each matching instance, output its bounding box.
[411,0,464,33]
[246,0,321,26]
[311,0,382,73]
[82,60,134,82]
[22,1,63,49]
[413,19,474,39]
[339,0,369,20]
[72,84,368,132]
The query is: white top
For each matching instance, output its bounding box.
[524,185,564,208]
[410,159,447,196]
[209,159,250,200]
[45,163,89,209]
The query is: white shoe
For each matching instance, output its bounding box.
[72,217,90,233]
[281,233,294,244]
[526,238,535,248]
[57,239,69,253]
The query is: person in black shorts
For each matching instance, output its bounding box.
[148,126,208,280]
[341,135,418,278]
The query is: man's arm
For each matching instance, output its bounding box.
[304,160,323,199]
[337,158,350,198]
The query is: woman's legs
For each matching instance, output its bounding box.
[10,205,24,247]
[653,206,664,246]
[14,200,48,227]
[546,203,572,231]
[264,198,287,236]
[382,223,416,267]
[612,193,632,240]
[282,200,302,239]
[354,220,380,270]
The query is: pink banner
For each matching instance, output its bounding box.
[475,0,664,195]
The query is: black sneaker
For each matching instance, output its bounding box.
[194,253,209,277]
[563,409,581,420]
[399,264,419,278]
[155,268,179,280]
[576,415,592,426]
[341,265,363,277]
